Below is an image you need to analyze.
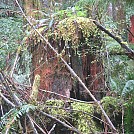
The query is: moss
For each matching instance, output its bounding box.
[30,74,40,103]
[72,102,101,133]
[45,99,66,116]
[97,96,121,118]
[45,99,102,133]
[95,96,123,132]
[54,17,97,45]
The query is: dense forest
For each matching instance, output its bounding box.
[0,0,134,134]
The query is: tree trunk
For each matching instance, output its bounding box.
[112,1,127,39]
[129,15,134,43]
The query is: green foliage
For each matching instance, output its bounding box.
[56,6,87,20]
[0,104,36,133]
[122,80,134,97]
[0,17,23,70]
[71,102,101,133]
[98,96,121,116]
[123,93,134,134]
[46,100,102,133]
[105,39,134,93]
[0,2,10,9]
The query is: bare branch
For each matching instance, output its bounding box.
[48,124,56,134]
[0,71,21,106]
[93,20,134,60]
[40,111,82,134]
[0,92,15,107]
[27,114,39,134]
[28,115,47,134]
[10,46,21,78]
[40,89,94,104]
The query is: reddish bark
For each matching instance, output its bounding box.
[82,53,104,100]
[31,39,72,100]
[129,15,134,43]
[29,32,105,101]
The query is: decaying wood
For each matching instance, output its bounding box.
[30,74,40,102]
[15,0,117,132]
[0,71,83,134]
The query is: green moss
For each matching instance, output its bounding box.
[45,99,102,133]
[97,96,121,117]
[54,17,97,45]
[45,99,66,116]
[72,102,101,133]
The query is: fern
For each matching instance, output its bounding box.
[122,80,134,134]
[124,97,134,134]
[122,80,134,97]
[0,104,36,132]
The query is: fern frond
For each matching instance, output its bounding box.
[0,104,37,132]
[122,80,134,97]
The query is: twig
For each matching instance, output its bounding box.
[0,71,21,106]
[27,114,39,134]
[0,105,4,116]
[44,105,110,126]
[0,92,15,107]
[15,0,117,132]
[93,20,134,60]
[127,27,134,38]
[48,124,56,134]
[122,105,125,134]
[40,89,94,104]
[0,71,39,134]
[28,115,47,134]
[40,111,82,134]
[5,128,9,134]
[38,116,49,134]
[10,46,21,78]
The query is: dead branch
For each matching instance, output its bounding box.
[44,105,109,126]
[0,72,39,134]
[40,111,82,134]
[0,71,21,106]
[48,124,56,134]
[15,0,117,132]
[0,92,15,107]
[27,114,39,134]
[40,89,94,104]
[93,20,134,60]
[10,46,21,78]
[28,116,47,134]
